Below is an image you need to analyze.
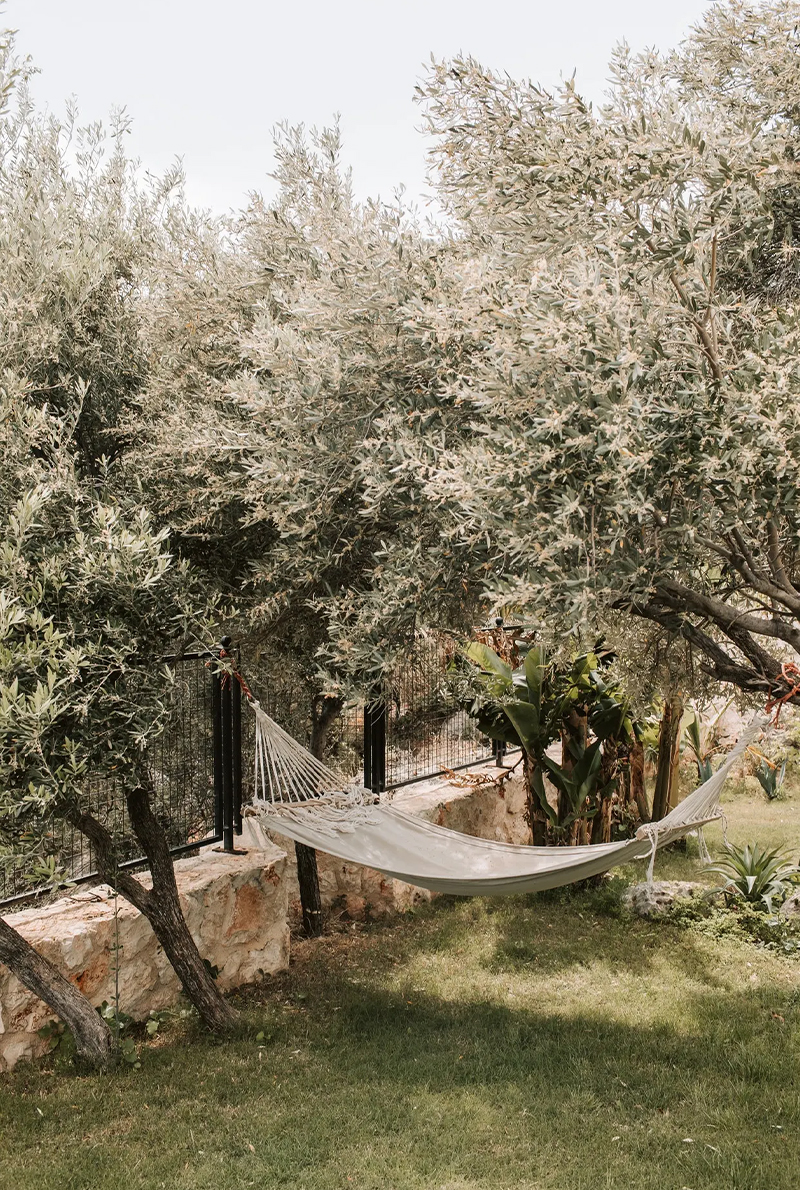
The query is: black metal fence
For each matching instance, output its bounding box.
[0,645,243,909]
[1,633,504,908]
[365,635,501,792]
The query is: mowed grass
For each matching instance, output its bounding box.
[1,784,799,1190]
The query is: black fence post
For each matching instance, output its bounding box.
[212,663,223,840]
[232,675,243,836]
[219,637,235,852]
[363,692,387,795]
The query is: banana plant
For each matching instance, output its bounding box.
[540,738,616,833]
[465,641,559,828]
[464,640,554,756]
[464,640,638,836]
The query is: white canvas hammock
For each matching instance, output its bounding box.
[249,701,764,896]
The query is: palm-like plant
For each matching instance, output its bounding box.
[463,641,636,841]
[707,842,798,913]
[685,714,715,783]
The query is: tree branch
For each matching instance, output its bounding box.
[657,577,800,654]
[626,600,784,698]
[668,271,724,383]
[720,528,800,617]
[766,518,797,595]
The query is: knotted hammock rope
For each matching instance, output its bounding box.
[249,699,764,896]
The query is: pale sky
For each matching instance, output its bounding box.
[7,0,714,215]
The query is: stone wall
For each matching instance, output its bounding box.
[0,840,289,1072]
[0,760,528,1070]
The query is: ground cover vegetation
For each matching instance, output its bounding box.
[2,0,800,1099]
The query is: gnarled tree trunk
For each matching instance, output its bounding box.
[651,694,684,822]
[0,915,113,1069]
[66,773,238,1034]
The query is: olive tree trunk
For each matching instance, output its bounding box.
[0,915,113,1069]
[651,694,684,822]
[67,774,238,1034]
[293,694,344,938]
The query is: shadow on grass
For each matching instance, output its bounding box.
[366,883,736,987]
[2,901,798,1190]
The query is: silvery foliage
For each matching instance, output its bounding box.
[398,0,800,703]
[0,31,203,874]
[138,122,488,692]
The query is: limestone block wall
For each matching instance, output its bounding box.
[0,841,289,1072]
[0,762,530,1071]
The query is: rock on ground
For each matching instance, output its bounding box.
[623,880,717,918]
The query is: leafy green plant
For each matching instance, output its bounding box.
[665,895,800,951]
[97,1001,141,1068]
[754,758,787,801]
[540,739,614,836]
[684,714,715,783]
[707,842,799,913]
[464,640,638,840]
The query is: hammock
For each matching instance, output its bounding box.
[249,702,763,896]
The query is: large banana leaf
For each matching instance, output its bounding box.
[504,701,542,754]
[523,645,546,715]
[465,642,512,684]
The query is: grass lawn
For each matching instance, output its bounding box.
[1,782,799,1190]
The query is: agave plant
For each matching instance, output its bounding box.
[707,842,799,913]
[754,758,787,801]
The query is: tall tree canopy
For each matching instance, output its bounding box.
[137,123,490,694]
[395,0,800,706]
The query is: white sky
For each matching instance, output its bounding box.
[7,0,713,215]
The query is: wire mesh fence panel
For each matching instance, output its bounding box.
[383,635,495,790]
[1,630,515,905]
[0,655,218,907]
[326,701,364,784]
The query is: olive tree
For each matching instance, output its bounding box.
[131,121,502,927]
[401,0,800,711]
[0,396,237,1037]
[137,122,484,687]
[0,32,236,1044]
